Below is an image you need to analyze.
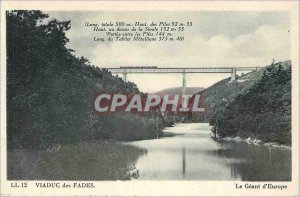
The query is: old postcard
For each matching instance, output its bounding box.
[0,0,299,196]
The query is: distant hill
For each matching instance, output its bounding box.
[155,87,205,95]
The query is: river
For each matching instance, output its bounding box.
[125,123,291,181]
[8,123,291,181]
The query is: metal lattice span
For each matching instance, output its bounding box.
[102,66,262,94]
[102,67,260,74]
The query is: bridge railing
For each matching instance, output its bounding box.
[102,67,260,74]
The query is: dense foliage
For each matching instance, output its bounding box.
[7,11,163,150]
[210,62,291,145]
[192,68,264,122]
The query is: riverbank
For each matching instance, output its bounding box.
[216,136,291,149]
[7,140,145,180]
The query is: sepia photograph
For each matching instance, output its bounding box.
[0,1,299,196]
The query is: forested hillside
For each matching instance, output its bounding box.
[192,67,265,122]
[210,62,291,145]
[7,11,163,150]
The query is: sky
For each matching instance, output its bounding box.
[47,11,290,93]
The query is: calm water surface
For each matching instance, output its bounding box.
[125,123,291,181]
[8,123,291,181]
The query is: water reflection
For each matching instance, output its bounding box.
[127,123,291,181]
[206,141,291,181]
[182,148,186,178]
[8,123,292,181]
[8,140,147,180]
